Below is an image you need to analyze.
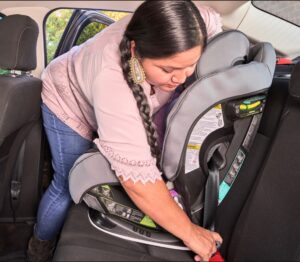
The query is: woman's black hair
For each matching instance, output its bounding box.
[119,0,207,170]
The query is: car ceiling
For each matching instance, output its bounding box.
[0,1,247,14]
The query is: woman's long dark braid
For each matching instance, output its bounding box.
[120,36,162,171]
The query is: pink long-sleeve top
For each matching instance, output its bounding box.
[41,5,222,184]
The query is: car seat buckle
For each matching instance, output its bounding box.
[10,180,21,200]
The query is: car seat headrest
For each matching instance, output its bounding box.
[0,14,39,71]
[161,30,276,181]
[289,62,300,100]
[197,30,250,77]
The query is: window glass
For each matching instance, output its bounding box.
[45,9,74,63]
[75,11,129,45]
[45,9,129,63]
[76,22,107,46]
[252,1,300,27]
[100,10,129,21]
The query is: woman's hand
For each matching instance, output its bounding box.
[122,178,222,261]
[183,223,223,261]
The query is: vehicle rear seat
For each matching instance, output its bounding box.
[216,64,291,257]
[52,65,290,262]
[226,62,300,261]
[54,203,194,261]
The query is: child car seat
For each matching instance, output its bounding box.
[0,15,43,223]
[67,30,276,250]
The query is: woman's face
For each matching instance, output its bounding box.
[134,45,202,92]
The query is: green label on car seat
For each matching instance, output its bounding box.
[0,68,9,75]
[140,215,157,228]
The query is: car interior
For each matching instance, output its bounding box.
[0,1,300,261]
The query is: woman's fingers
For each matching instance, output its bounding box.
[211,231,223,244]
[194,253,210,262]
[186,224,223,261]
[195,235,218,261]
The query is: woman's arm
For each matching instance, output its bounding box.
[122,178,222,261]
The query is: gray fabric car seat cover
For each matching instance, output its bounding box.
[0,14,38,71]
[69,30,276,203]
[161,31,276,180]
[196,30,249,77]
[70,151,119,203]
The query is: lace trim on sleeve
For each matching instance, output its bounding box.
[98,141,162,184]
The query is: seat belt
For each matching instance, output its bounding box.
[10,141,26,221]
[203,162,219,231]
[203,114,262,231]
[0,121,36,221]
[204,114,262,262]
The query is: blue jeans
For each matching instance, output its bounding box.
[35,104,92,240]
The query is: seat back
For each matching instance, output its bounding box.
[215,65,291,256]
[0,15,43,222]
[227,62,300,261]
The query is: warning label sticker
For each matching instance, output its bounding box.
[185,105,224,173]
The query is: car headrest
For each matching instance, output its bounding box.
[0,14,38,71]
[289,62,300,100]
[161,30,276,181]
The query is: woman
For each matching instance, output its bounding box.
[27,1,223,261]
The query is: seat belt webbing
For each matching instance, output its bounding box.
[0,121,36,221]
[203,114,262,231]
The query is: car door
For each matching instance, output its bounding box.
[53,9,115,60]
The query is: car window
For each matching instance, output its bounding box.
[76,11,128,45]
[45,9,74,63]
[75,21,107,45]
[252,1,300,27]
[45,9,129,63]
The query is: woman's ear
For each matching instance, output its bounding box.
[130,40,136,57]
